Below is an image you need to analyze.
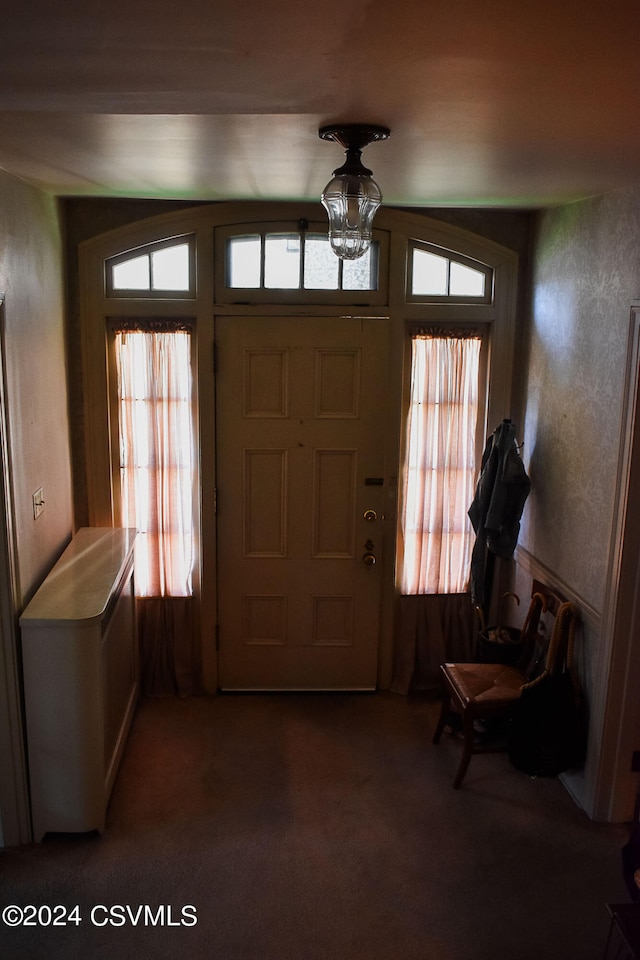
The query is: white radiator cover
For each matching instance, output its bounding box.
[20,527,137,841]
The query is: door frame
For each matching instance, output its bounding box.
[78,201,518,695]
[0,293,31,846]
[594,302,640,821]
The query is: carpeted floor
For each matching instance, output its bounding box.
[0,692,630,959]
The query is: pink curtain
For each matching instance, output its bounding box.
[394,333,481,693]
[137,597,197,698]
[115,327,197,696]
[400,334,481,595]
[391,594,475,694]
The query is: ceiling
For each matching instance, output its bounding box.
[1,0,639,208]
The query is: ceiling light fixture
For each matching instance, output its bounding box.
[319,123,390,260]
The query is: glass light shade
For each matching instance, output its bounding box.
[321,172,382,260]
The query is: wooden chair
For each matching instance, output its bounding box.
[432,581,569,788]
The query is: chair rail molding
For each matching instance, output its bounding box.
[514,545,601,633]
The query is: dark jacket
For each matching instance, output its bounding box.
[468,420,531,606]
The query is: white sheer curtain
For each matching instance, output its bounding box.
[393,332,481,693]
[400,333,481,595]
[116,328,193,597]
[115,326,196,695]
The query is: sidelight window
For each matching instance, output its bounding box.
[113,324,194,598]
[400,332,482,595]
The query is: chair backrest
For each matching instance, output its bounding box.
[518,580,577,679]
[523,599,580,689]
[516,590,547,668]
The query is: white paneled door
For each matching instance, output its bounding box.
[215,315,389,689]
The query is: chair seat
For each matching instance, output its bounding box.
[433,662,527,788]
[443,662,526,707]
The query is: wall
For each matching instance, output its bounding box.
[521,188,640,606]
[518,184,640,816]
[0,171,73,597]
[0,169,74,845]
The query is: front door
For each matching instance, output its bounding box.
[215,315,388,689]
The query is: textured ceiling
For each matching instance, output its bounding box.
[1,0,638,207]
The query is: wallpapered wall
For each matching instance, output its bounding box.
[0,170,74,845]
[518,186,640,817]
[521,185,640,613]
[0,171,73,603]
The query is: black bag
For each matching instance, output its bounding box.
[507,601,587,777]
[507,670,586,777]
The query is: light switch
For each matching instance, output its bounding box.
[32,487,44,519]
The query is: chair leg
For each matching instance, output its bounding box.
[433,689,451,744]
[452,710,475,789]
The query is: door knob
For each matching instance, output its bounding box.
[363,553,376,566]
[363,509,377,521]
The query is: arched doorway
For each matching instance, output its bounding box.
[78,201,518,693]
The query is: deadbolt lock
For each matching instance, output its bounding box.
[363,509,377,522]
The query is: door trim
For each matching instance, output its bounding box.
[0,293,31,846]
[594,302,640,821]
[78,201,518,694]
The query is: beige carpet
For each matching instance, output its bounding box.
[0,692,630,959]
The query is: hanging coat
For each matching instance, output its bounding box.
[468,420,531,607]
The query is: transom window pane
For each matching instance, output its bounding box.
[410,245,489,300]
[265,234,301,289]
[304,235,339,289]
[226,233,378,292]
[450,261,485,297]
[108,238,194,297]
[151,243,190,291]
[412,249,448,296]
[228,235,261,288]
[343,246,377,290]
[112,254,150,291]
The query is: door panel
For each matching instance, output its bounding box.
[215,315,388,690]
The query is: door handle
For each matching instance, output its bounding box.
[363,553,376,566]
